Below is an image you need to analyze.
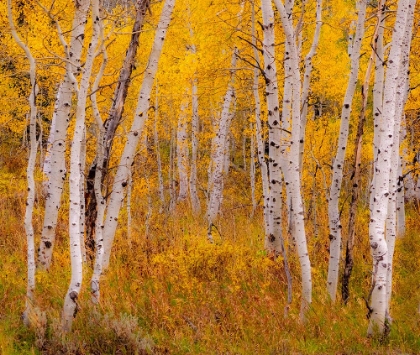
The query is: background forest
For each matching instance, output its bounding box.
[0,0,420,353]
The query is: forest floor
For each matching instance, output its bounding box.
[0,151,419,354]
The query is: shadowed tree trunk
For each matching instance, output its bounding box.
[85,0,151,258]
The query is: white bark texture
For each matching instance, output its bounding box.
[90,14,107,303]
[274,0,312,315]
[38,0,90,270]
[177,101,189,201]
[261,0,283,256]
[101,0,175,270]
[7,0,39,325]
[251,3,270,233]
[206,49,237,241]
[63,0,100,332]
[190,78,201,214]
[326,0,366,302]
[299,0,322,171]
[384,0,413,323]
[368,0,415,335]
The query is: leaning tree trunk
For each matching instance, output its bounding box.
[95,0,175,283]
[368,0,415,335]
[62,0,101,333]
[274,0,313,318]
[326,0,366,302]
[38,0,90,270]
[206,49,237,242]
[7,0,39,325]
[85,0,151,257]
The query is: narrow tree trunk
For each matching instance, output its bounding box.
[38,0,90,270]
[368,0,415,335]
[85,0,151,255]
[7,0,38,324]
[342,1,384,303]
[207,49,237,241]
[101,0,175,271]
[274,0,313,317]
[190,78,201,214]
[63,0,100,332]
[176,100,189,202]
[326,0,366,302]
[153,85,165,209]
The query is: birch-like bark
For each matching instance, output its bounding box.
[85,0,151,254]
[90,10,107,303]
[7,0,38,325]
[298,0,322,171]
[274,0,312,316]
[250,121,257,216]
[177,101,189,202]
[261,0,283,256]
[190,78,201,214]
[384,4,413,322]
[368,0,415,335]
[207,49,237,241]
[342,1,384,303]
[38,0,90,270]
[101,0,175,270]
[252,3,270,234]
[63,0,100,333]
[326,0,366,302]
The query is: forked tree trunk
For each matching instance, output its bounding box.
[98,0,175,276]
[63,0,101,333]
[38,0,90,270]
[85,0,151,256]
[274,0,313,317]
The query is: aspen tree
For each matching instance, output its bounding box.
[207,49,238,241]
[99,0,176,273]
[85,0,152,253]
[326,0,367,302]
[384,0,413,323]
[368,0,415,335]
[176,100,189,201]
[190,78,201,214]
[274,0,313,316]
[342,0,384,303]
[62,0,101,332]
[38,0,90,270]
[7,0,39,325]
[260,0,283,256]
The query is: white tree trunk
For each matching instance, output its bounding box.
[384,2,413,323]
[7,0,39,325]
[101,0,175,270]
[89,11,107,303]
[326,0,366,302]
[274,0,313,316]
[207,49,237,241]
[38,0,90,270]
[299,0,322,171]
[261,0,283,256]
[177,100,189,202]
[62,0,100,332]
[251,3,270,233]
[368,0,415,335]
[189,78,201,214]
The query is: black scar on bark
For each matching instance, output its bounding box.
[44,241,52,248]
